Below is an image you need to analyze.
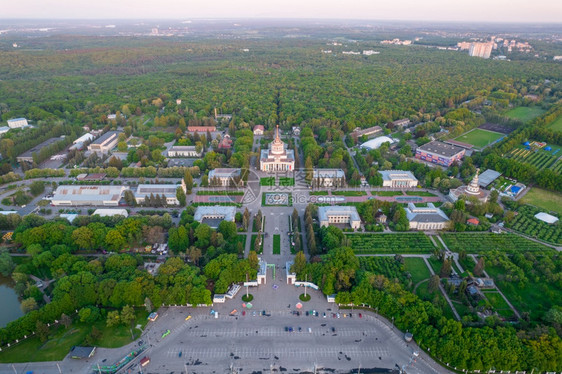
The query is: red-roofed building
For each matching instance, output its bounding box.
[218,134,233,149]
[467,218,480,226]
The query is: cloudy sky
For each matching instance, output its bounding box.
[2,0,561,23]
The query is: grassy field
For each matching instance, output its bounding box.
[453,128,504,148]
[485,265,560,321]
[279,177,295,187]
[403,257,431,284]
[310,191,329,196]
[405,191,436,197]
[372,191,403,196]
[520,187,562,216]
[260,177,275,186]
[0,309,148,363]
[273,234,281,255]
[547,115,562,132]
[331,191,366,196]
[504,106,546,123]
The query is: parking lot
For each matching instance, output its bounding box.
[0,281,450,374]
[115,301,449,374]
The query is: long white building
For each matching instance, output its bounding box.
[167,146,202,158]
[7,118,28,129]
[51,185,127,206]
[87,131,120,155]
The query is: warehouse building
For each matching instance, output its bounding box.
[134,181,186,206]
[415,141,465,167]
[93,208,129,218]
[318,206,361,229]
[87,131,121,155]
[51,185,127,206]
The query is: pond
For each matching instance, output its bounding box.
[0,275,23,328]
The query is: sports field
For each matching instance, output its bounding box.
[520,187,562,215]
[453,128,503,149]
[547,115,562,132]
[504,106,546,123]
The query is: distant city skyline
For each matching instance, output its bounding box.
[1,0,561,23]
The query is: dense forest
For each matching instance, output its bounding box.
[1,37,561,132]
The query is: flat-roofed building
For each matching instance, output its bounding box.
[93,208,129,218]
[187,126,216,133]
[318,206,361,229]
[415,141,465,167]
[208,168,242,187]
[194,206,236,228]
[350,125,382,141]
[16,137,65,163]
[73,133,95,144]
[379,170,418,188]
[51,185,127,206]
[7,118,28,129]
[167,146,202,158]
[87,131,120,155]
[134,181,186,206]
[312,169,346,188]
[405,203,450,230]
[392,118,411,128]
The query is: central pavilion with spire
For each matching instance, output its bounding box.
[449,168,490,203]
[260,125,295,172]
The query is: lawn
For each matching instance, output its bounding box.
[310,191,329,196]
[426,256,442,275]
[482,290,511,311]
[273,234,281,255]
[372,190,403,196]
[0,309,148,363]
[403,257,431,284]
[262,192,293,206]
[520,187,562,216]
[251,234,264,254]
[347,233,436,254]
[547,115,562,132]
[453,128,504,149]
[331,191,367,196]
[279,177,295,187]
[485,264,561,321]
[404,191,436,197]
[260,177,275,187]
[504,106,546,123]
[196,190,244,196]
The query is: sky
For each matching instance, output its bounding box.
[2,0,562,23]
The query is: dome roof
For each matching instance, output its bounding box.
[359,136,395,150]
